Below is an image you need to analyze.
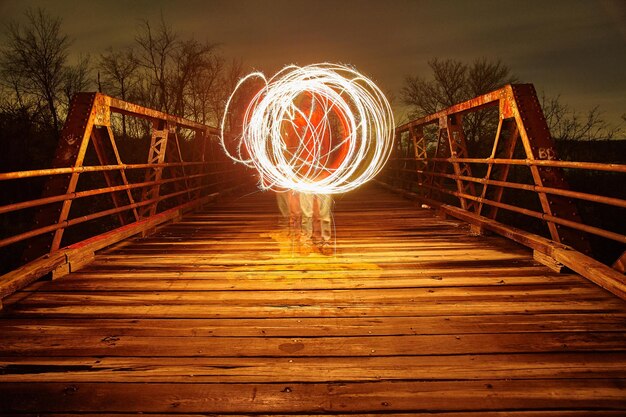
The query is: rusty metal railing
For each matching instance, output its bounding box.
[0,93,249,306]
[382,84,626,299]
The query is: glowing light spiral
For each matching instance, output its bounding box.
[219,63,394,194]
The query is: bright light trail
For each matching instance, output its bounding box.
[220,63,394,194]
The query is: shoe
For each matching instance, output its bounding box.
[299,243,314,256]
[319,243,333,256]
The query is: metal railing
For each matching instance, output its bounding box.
[382,84,626,299]
[0,93,249,304]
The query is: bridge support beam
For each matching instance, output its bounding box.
[394,84,592,256]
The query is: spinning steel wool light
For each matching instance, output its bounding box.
[220,63,394,194]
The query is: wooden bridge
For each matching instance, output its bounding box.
[1,85,625,415]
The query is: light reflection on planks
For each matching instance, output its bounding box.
[1,184,625,414]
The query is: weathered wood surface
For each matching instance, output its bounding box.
[1,184,625,414]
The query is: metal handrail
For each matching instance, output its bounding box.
[393,164,626,209]
[0,92,249,302]
[391,156,626,173]
[384,83,625,298]
[0,161,223,181]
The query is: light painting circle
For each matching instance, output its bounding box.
[220,63,395,194]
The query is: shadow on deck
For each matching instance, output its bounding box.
[1,184,625,415]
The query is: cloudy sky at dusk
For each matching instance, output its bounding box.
[0,0,624,127]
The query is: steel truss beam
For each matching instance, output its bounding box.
[395,84,592,255]
[24,92,215,261]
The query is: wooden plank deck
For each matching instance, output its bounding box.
[1,184,625,415]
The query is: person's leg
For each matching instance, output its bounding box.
[317,194,333,255]
[299,193,314,254]
[312,196,321,244]
[276,191,290,231]
[288,190,302,237]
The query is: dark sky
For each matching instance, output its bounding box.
[1,0,624,127]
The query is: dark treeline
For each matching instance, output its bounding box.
[0,9,622,173]
[0,9,245,173]
[401,58,623,155]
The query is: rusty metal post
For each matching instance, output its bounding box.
[165,130,192,205]
[104,125,139,222]
[192,130,208,200]
[90,127,135,226]
[139,121,171,218]
[479,116,520,219]
[90,95,138,223]
[390,130,403,187]
[425,120,451,201]
[509,84,591,254]
[410,125,427,194]
[23,93,98,260]
[444,114,477,212]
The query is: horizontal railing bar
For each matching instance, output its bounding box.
[65,184,208,229]
[389,157,626,173]
[0,190,235,300]
[395,88,504,131]
[377,180,626,300]
[0,172,214,216]
[405,177,626,244]
[0,160,229,181]
[106,95,220,134]
[0,177,232,249]
[390,166,626,209]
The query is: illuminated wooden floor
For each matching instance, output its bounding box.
[1,184,626,415]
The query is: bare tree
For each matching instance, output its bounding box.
[99,47,139,136]
[189,55,225,125]
[214,59,247,128]
[133,14,234,132]
[0,67,43,118]
[466,58,513,97]
[135,16,177,113]
[61,54,92,108]
[541,93,619,141]
[0,8,70,135]
[134,15,226,124]
[402,58,516,149]
[99,47,139,101]
[402,58,515,118]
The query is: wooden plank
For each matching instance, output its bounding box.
[5,413,626,417]
[1,380,625,413]
[534,250,565,272]
[2,313,624,337]
[1,353,626,383]
[20,274,588,292]
[5,300,625,318]
[0,253,66,300]
[1,184,625,415]
[380,183,626,300]
[1,332,625,357]
[74,259,546,273]
[7,284,613,303]
[0,193,216,302]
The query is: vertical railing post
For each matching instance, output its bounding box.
[410,126,426,195]
[509,84,591,254]
[139,120,171,218]
[445,114,477,212]
[23,93,99,260]
[478,105,520,220]
[426,118,449,201]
